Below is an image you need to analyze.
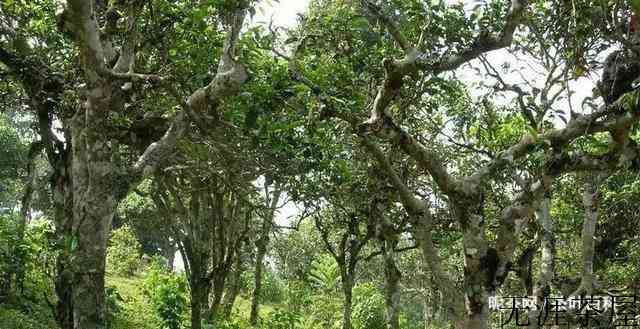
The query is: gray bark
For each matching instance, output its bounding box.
[208,272,227,323]
[528,197,555,329]
[342,275,354,329]
[572,174,606,296]
[382,240,401,329]
[57,0,249,327]
[455,201,490,329]
[250,182,282,326]
[69,109,117,329]
[249,244,267,326]
[411,216,465,325]
[222,252,244,318]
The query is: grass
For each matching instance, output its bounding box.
[107,274,163,329]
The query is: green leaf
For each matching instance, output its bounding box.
[351,16,369,30]
[69,236,78,252]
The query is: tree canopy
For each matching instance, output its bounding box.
[2,1,640,329]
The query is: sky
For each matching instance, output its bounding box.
[251,0,311,28]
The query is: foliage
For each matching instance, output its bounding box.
[262,309,302,329]
[352,283,386,329]
[0,215,56,304]
[142,260,188,329]
[0,112,28,209]
[243,267,285,304]
[0,307,54,329]
[308,254,340,293]
[0,218,58,329]
[107,275,163,329]
[106,225,142,277]
[4,0,640,329]
[106,285,124,326]
[272,221,322,282]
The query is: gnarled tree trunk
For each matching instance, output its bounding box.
[411,215,465,328]
[382,240,401,329]
[250,181,281,326]
[528,197,555,329]
[453,198,492,329]
[341,273,354,329]
[573,174,606,296]
[249,241,267,325]
[69,107,118,329]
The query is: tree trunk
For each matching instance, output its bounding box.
[189,264,211,329]
[528,197,555,329]
[250,182,281,326]
[411,215,465,326]
[70,200,113,329]
[382,241,401,329]
[69,105,118,329]
[162,241,177,271]
[222,273,241,319]
[55,255,74,329]
[191,290,203,329]
[573,175,604,296]
[249,241,267,326]
[51,150,75,329]
[455,201,490,329]
[341,275,354,329]
[206,272,226,323]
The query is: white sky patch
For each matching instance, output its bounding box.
[251,0,311,28]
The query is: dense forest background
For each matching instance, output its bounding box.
[2,0,640,328]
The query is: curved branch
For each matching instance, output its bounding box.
[128,7,249,190]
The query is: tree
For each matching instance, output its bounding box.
[283,1,640,328]
[151,141,257,329]
[249,178,283,326]
[314,205,374,329]
[2,0,250,327]
[4,1,640,329]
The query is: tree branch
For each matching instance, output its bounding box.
[63,0,107,84]
[361,0,411,52]
[128,7,249,189]
[465,93,640,186]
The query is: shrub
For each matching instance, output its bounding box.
[262,269,285,304]
[263,309,301,329]
[0,307,51,329]
[142,260,188,329]
[107,276,161,329]
[106,225,142,277]
[211,318,245,329]
[106,285,124,326]
[0,214,32,299]
[0,217,57,328]
[352,283,385,329]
